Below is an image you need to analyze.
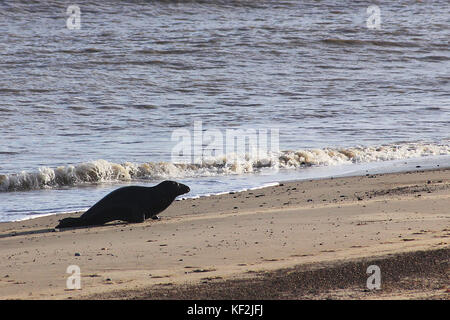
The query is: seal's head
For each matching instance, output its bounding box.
[157,180,190,197]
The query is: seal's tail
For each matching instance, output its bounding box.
[56,217,86,229]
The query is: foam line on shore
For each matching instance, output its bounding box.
[1,141,449,192]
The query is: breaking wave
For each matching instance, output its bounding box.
[1,141,449,192]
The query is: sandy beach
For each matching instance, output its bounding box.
[0,168,448,300]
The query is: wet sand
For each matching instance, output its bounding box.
[0,168,449,299]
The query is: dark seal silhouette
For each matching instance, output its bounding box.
[56,180,190,228]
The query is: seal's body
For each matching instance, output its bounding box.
[56,181,190,228]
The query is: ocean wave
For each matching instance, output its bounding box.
[321,38,421,48]
[1,141,449,192]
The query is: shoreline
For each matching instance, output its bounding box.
[3,161,449,224]
[0,168,448,299]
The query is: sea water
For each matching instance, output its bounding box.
[0,1,449,221]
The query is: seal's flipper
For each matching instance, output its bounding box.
[124,208,146,223]
[56,217,85,229]
[151,215,160,220]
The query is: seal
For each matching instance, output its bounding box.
[55,180,190,228]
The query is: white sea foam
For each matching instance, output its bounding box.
[1,141,449,192]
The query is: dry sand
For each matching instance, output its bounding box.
[0,168,448,300]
